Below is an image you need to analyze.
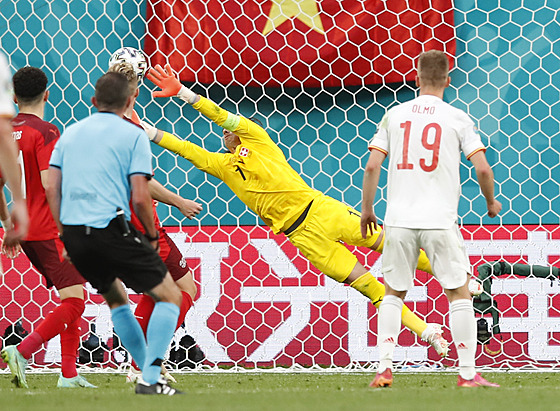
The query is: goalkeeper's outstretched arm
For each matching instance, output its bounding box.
[139,119,226,180]
[146,64,242,133]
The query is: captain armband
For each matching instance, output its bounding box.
[221,112,241,132]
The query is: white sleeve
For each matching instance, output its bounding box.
[368,112,389,153]
[0,53,15,118]
[459,112,485,158]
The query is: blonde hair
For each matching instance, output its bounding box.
[108,62,138,96]
[418,50,449,88]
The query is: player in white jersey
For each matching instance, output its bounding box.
[0,51,28,254]
[370,96,486,230]
[361,50,502,388]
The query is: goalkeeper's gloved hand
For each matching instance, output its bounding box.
[139,120,158,141]
[147,64,197,104]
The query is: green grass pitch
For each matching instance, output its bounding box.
[0,372,555,411]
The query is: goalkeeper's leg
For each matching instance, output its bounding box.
[346,264,449,357]
[347,268,425,335]
[285,206,447,355]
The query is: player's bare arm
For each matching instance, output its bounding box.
[0,118,22,199]
[0,117,29,245]
[0,178,22,258]
[361,149,386,238]
[44,166,73,263]
[148,179,202,219]
[44,165,73,262]
[45,166,63,234]
[469,151,502,218]
[0,177,22,258]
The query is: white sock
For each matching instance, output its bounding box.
[450,299,477,380]
[377,295,403,372]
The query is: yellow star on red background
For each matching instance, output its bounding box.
[263,0,325,35]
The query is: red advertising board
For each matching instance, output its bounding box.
[2,224,560,368]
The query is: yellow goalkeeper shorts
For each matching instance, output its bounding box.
[286,194,382,283]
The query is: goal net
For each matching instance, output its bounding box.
[1,0,559,372]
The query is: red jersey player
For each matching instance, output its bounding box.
[0,67,95,389]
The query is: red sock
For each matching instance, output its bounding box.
[134,294,155,335]
[131,359,141,371]
[17,333,43,360]
[132,295,157,371]
[129,292,194,371]
[60,316,80,378]
[18,297,84,360]
[176,291,194,330]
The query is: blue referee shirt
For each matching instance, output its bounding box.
[50,112,153,228]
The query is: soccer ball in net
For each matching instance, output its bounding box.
[108,47,148,81]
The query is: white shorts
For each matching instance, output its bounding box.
[382,225,470,292]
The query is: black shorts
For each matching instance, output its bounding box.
[62,218,167,295]
[21,238,85,290]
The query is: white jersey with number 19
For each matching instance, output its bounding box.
[368,94,485,229]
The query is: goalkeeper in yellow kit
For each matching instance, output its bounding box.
[142,64,449,357]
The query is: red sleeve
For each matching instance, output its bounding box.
[130,109,141,125]
[36,124,60,171]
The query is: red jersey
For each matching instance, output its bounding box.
[129,200,171,260]
[124,111,171,259]
[11,113,60,241]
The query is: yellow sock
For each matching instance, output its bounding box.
[417,250,433,274]
[374,235,433,275]
[349,272,385,306]
[349,272,428,337]
[401,304,428,337]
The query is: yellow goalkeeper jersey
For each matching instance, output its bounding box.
[158,96,322,234]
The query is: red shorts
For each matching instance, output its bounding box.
[162,233,190,282]
[21,238,86,290]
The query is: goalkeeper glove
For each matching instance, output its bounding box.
[147,64,198,104]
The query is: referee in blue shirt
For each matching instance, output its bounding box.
[47,72,182,395]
